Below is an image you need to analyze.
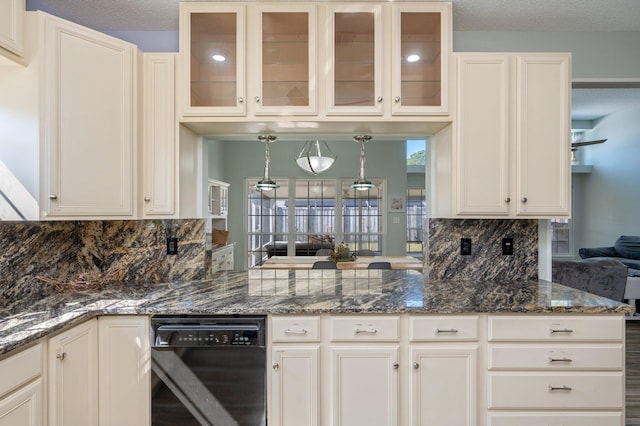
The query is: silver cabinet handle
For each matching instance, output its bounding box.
[394,96,400,103]
[548,385,572,391]
[238,97,244,103]
[521,197,528,203]
[505,197,511,203]
[255,96,260,103]
[284,328,307,335]
[550,328,574,334]
[144,197,150,202]
[413,362,419,369]
[392,362,399,369]
[377,96,383,103]
[272,363,279,371]
[549,357,573,363]
[49,194,58,200]
[355,328,378,334]
[56,352,66,360]
[436,328,459,334]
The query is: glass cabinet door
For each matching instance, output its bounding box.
[392,3,451,115]
[253,5,317,115]
[180,4,245,116]
[327,4,383,115]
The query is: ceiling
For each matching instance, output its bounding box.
[26,0,640,122]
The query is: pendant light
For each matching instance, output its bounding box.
[295,140,337,175]
[350,135,376,191]
[254,134,279,191]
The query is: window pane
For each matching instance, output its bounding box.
[407,187,425,257]
[341,180,383,254]
[247,179,289,266]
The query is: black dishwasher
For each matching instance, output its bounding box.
[150,316,266,426]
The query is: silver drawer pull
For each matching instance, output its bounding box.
[355,328,378,334]
[549,357,573,363]
[56,352,66,360]
[548,385,572,391]
[550,328,574,333]
[284,328,307,335]
[436,328,459,334]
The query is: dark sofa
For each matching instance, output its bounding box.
[265,241,335,257]
[579,235,640,277]
[552,258,629,302]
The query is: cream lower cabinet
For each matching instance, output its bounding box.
[487,315,625,426]
[0,343,44,426]
[454,52,571,218]
[98,316,150,426]
[48,316,150,426]
[48,318,98,426]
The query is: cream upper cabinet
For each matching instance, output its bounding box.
[454,52,571,218]
[0,0,24,62]
[326,4,384,115]
[180,3,246,117]
[142,53,177,217]
[250,4,317,115]
[391,2,451,115]
[40,13,137,219]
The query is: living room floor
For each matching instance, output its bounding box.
[627,320,640,424]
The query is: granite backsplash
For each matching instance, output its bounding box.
[0,219,207,304]
[426,218,539,281]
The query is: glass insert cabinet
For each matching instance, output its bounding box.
[179,2,451,117]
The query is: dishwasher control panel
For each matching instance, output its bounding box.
[151,316,265,348]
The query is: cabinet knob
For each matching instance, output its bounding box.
[394,96,401,103]
[521,197,528,203]
[238,97,244,103]
[255,96,260,103]
[272,363,279,371]
[377,96,383,103]
[144,197,150,202]
[392,362,399,369]
[413,362,420,369]
[56,352,66,360]
[505,197,511,203]
[49,194,58,200]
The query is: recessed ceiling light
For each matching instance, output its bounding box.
[212,54,226,62]
[407,54,420,63]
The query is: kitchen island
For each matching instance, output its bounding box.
[0,270,633,426]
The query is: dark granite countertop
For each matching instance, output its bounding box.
[0,269,632,357]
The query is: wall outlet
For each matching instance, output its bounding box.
[502,238,514,255]
[460,238,472,255]
[167,237,178,255]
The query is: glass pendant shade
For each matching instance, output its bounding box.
[254,135,279,191]
[295,140,337,175]
[351,135,376,191]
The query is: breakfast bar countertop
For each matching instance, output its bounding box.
[0,269,633,356]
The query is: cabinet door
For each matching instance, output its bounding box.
[180,3,246,116]
[0,379,43,426]
[455,54,511,216]
[252,5,317,115]
[326,4,384,115]
[410,346,477,426]
[391,3,451,115]
[142,53,176,216]
[98,316,150,426]
[271,346,319,426]
[41,15,135,218]
[516,54,571,216]
[49,319,98,426]
[331,346,399,426]
[0,0,24,58]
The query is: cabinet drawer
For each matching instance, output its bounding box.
[488,372,623,409]
[330,316,400,342]
[0,343,43,398]
[488,412,622,426]
[272,316,320,342]
[489,343,623,370]
[409,315,478,341]
[488,315,623,341]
